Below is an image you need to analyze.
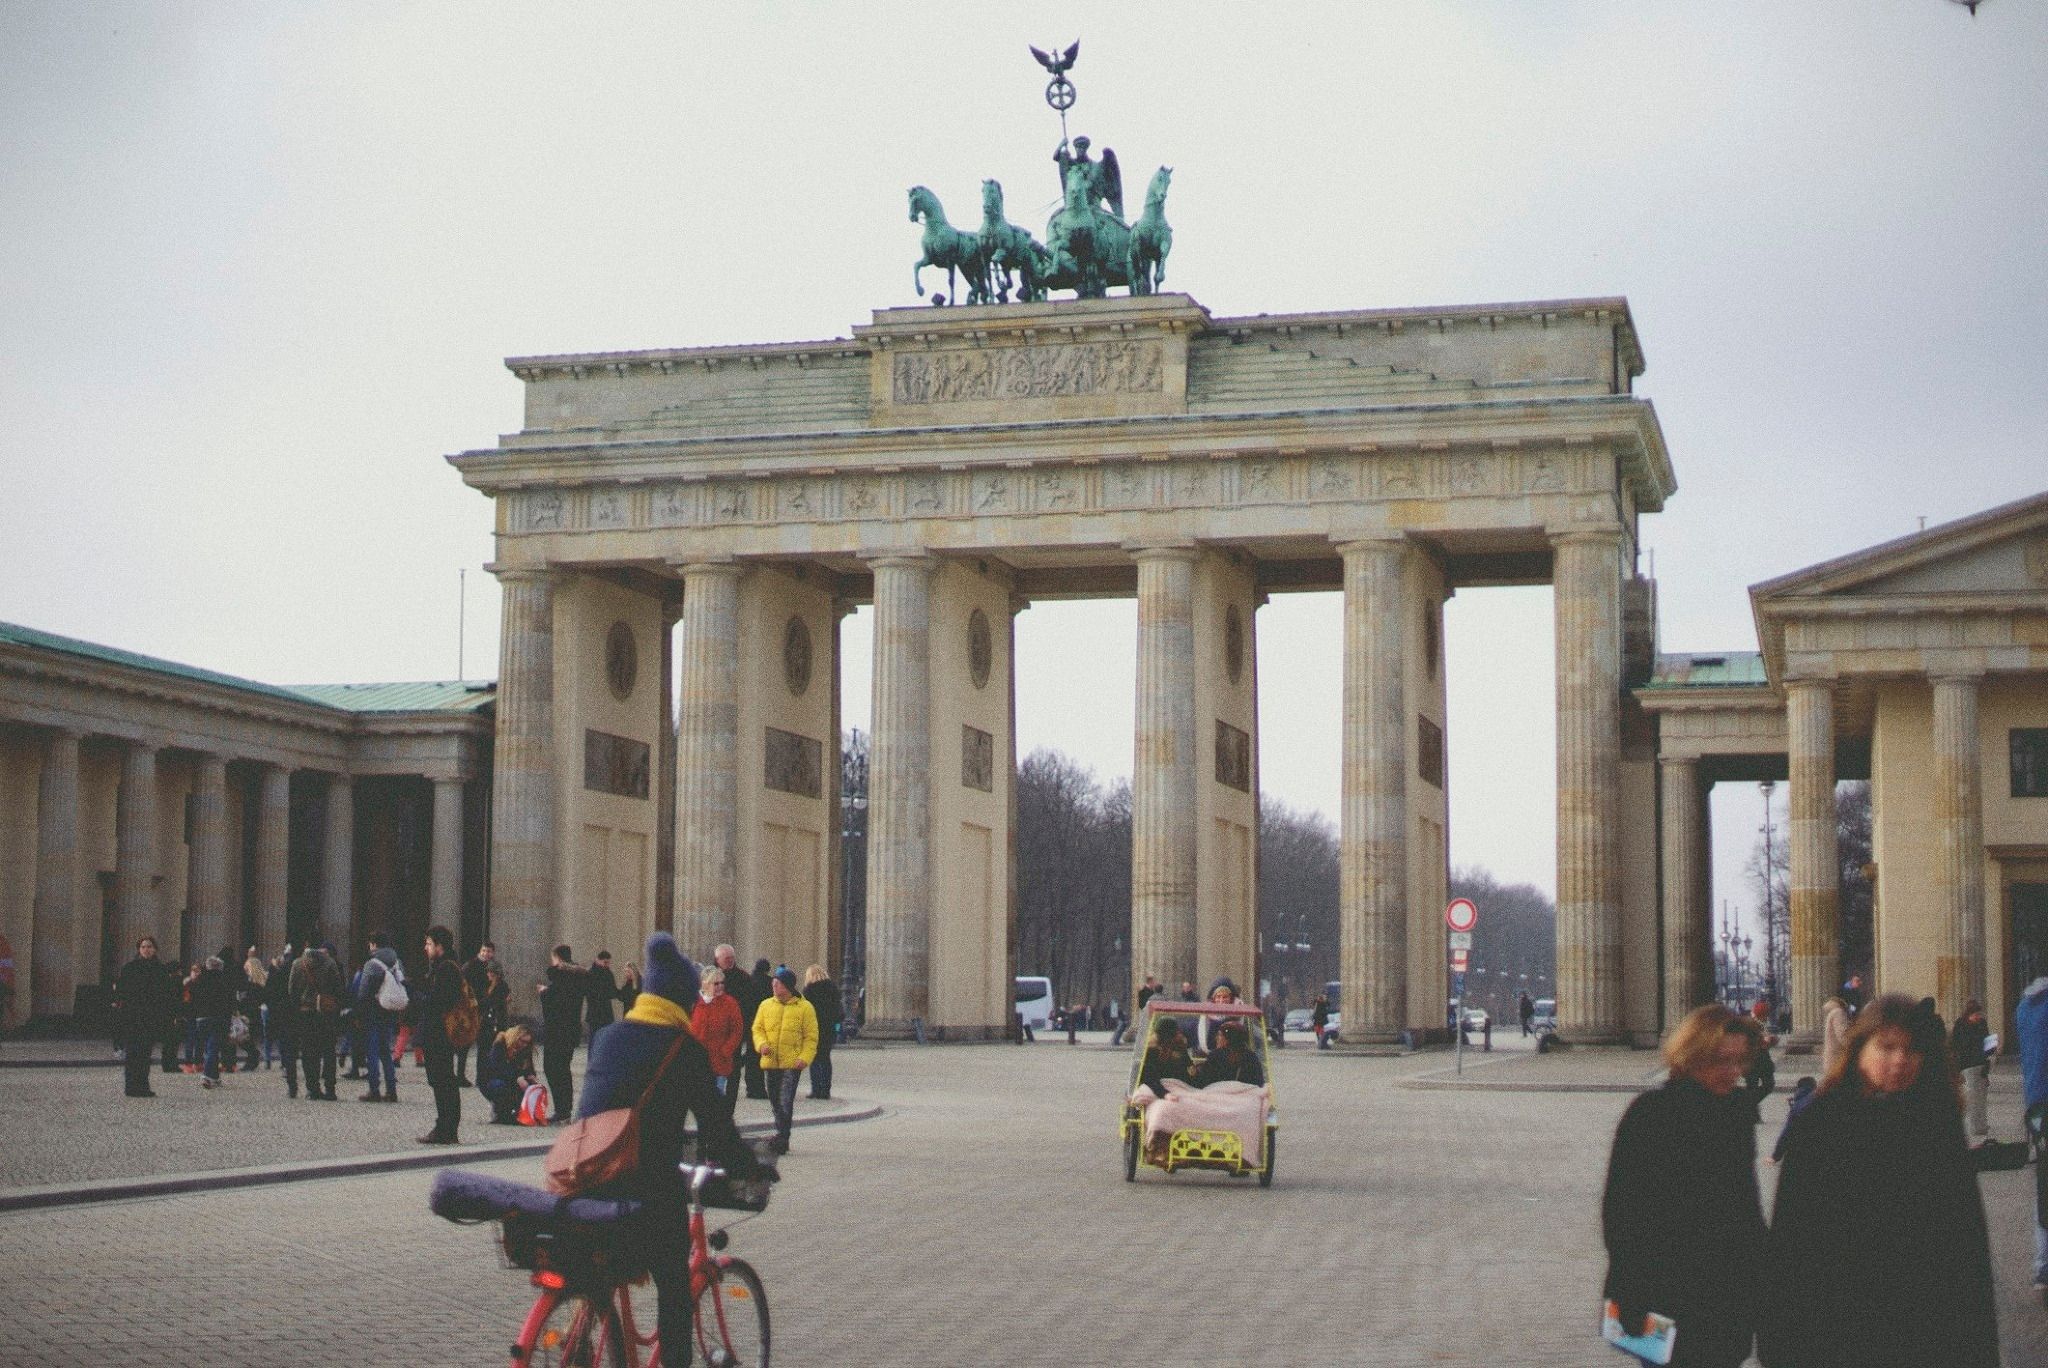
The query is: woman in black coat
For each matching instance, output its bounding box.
[1759,994,1998,1368]
[1601,1004,1768,1368]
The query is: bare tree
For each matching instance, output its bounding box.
[1448,867,1557,1022]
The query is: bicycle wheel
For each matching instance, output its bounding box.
[519,1292,627,1368]
[694,1258,771,1368]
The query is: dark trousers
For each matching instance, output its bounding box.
[122,1032,157,1095]
[766,1067,800,1146]
[543,1037,577,1120]
[424,1041,460,1140]
[742,1046,767,1099]
[274,1027,300,1094]
[807,1043,834,1099]
[299,1016,338,1097]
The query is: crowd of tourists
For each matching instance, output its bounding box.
[106,930,845,1155]
[1599,976,2048,1368]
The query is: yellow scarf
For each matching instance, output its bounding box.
[626,993,692,1032]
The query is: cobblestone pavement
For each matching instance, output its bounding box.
[1,1043,2041,1366]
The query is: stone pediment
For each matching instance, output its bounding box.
[1749,489,2048,685]
[1751,489,2048,605]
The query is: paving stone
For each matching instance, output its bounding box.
[0,1042,2039,1366]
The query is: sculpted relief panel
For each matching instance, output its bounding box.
[510,446,1593,536]
[891,341,1165,406]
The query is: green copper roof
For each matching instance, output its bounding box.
[1643,651,1769,690]
[289,681,495,714]
[0,620,494,716]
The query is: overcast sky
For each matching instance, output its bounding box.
[3,3,2043,941]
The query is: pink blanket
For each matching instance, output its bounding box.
[1128,1079,1267,1164]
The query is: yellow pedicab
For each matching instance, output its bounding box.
[1120,999,1277,1186]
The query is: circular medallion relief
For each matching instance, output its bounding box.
[1224,604,1245,686]
[782,616,813,698]
[967,608,992,690]
[604,621,637,701]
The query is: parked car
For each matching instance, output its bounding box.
[1461,1008,1489,1032]
[1530,998,1557,1033]
[1283,1007,1313,1035]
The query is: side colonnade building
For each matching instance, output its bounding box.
[0,622,492,1019]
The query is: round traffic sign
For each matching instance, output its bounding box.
[1445,898,1478,932]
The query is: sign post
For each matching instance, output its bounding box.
[1445,899,1479,1075]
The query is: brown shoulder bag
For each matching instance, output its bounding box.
[542,1032,687,1196]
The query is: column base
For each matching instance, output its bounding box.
[858,1018,934,1042]
[1554,1028,1632,1047]
[1782,1032,1821,1057]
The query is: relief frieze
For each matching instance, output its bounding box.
[891,340,1165,406]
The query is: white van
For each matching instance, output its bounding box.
[1014,976,1055,1031]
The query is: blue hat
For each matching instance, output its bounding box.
[642,933,700,1007]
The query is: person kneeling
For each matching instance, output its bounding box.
[478,1025,538,1124]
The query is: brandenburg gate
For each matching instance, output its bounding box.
[449,291,1674,1044]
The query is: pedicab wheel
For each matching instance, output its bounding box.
[1123,1127,1140,1182]
[1258,1128,1277,1188]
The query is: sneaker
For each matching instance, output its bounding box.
[358,1092,384,1103]
[201,1078,217,1089]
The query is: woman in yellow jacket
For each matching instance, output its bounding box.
[752,968,818,1154]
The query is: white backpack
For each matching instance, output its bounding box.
[374,960,409,1013]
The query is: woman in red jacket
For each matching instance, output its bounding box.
[691,965,746,1117]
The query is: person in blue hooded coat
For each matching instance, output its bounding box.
[577,934,771,1367]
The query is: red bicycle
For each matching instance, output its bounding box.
[433,1161,770,1367]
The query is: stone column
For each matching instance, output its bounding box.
[489,567,558,987]
[431,777,465,930]
[674,561,743,956]
[254,764,293,951]
[32,728,81,1017]
[864,554,935,1034]
[1658,756,1706,1030]
[1786,678,1839,1044]
[321,774,354,951]
[1933,672,1986,1018]
[1338,538,1408,1041]
[1553,529,1625,1042]
[115,741,159,954]
[1131,546,1199,997]
[655,600,681,934]
[188,753,230,959]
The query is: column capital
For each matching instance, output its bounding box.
[1123,542,1200,563]
[1782,673,1836,694]
[1929,668,1985,688]
[486,562,555,586]
[195,751,229,777]
[1009,593,1032,617]
[122,737,161,756]
[43,724,83,744]
[1660,753,1700,775]
[1333,535,1408,559]
[670,556,744,579]
[1547,524,1626,550]
[863,550,937,573]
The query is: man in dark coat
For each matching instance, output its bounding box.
[585,950,619,1038]
[189,955,235,1086]
[456,940,495,1086]
[537,944,583,1121]
[265,949,300,1097]
[741,958,775,1098]
[578,933,771,1368]
[414,925,465,1144]
[288,943,344,1101]
[112,936,176,1097]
